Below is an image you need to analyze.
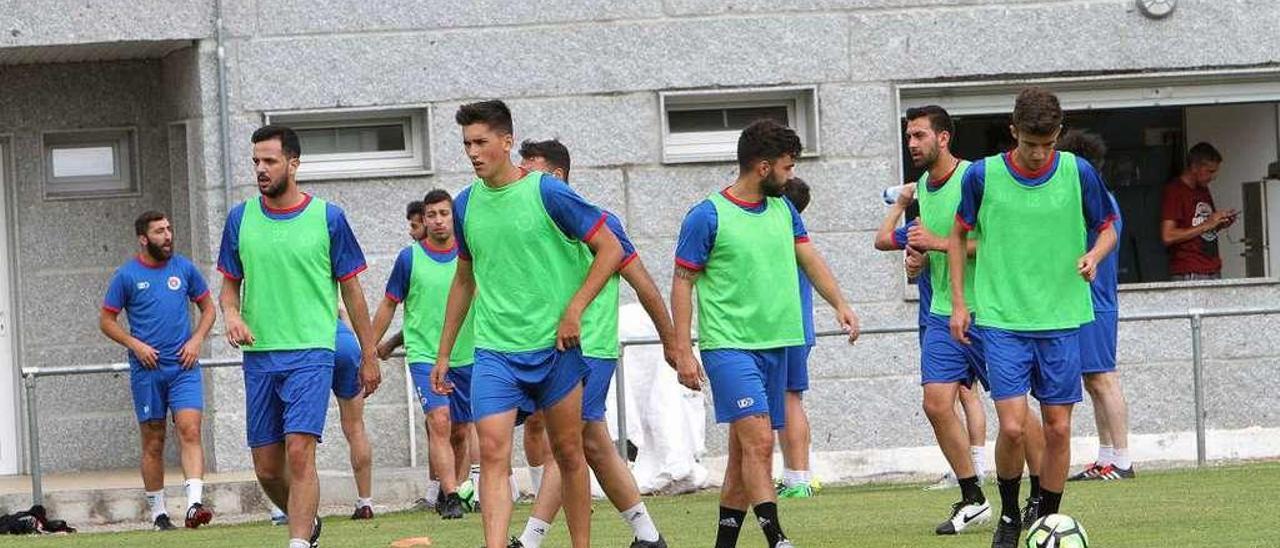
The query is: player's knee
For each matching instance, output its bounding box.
[738,428,774,461]
[581,427,612,466]
[922,394,953,422]
[1042,415,1071,441]
[998,420,1025,443]
[176,424,201,446]
[426,410,451,436]
[449,426,469,448]
[478,433,511,464]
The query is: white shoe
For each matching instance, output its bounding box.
[774,540,794,548]
[923,472,959,491]
[934,499,991,535]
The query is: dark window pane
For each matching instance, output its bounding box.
[297,124,406,155]
[724,106,789,129]
[668,109,726,133]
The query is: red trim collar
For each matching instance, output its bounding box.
[422,239,457,254]
[136,254,168,269]
[263,193,312,214]
[1005,150,1056,180]
[720,188,764,208]
[928,160,961,187]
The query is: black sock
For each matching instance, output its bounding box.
[958,475,985,504]
[1029,475,1042,499]
[997,476,1021,521]
[753,502,786,546]
[1040,489,1063,515]
[715,506,747,548]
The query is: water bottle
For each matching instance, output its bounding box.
[882,183,913,205]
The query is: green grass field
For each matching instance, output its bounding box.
[3,461,1276,547]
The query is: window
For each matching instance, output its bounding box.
[42,128,138,199]
[660,86,820,164]
[263,106,431,180]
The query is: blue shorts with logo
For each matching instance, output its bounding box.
[1080,310,1118,375]
[243,351,334,448]
[582,357,617,422]
[130,364,204,423]
[979,326,1082,405]
[332,326,363,399]
[784,345,811,393]
[470,347,588,422]
[408,362,476,423]
[922,314,988,390]
[702,348,787,429]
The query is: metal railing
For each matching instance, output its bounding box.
[19,306,1280,505]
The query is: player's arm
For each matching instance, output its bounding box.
[219,276,254,348]
[620,256,680,371]
[432,260,476,394]
[370,297,400,359]
[947,219,972,344]
[558,224,624,351]
[669,266,704,390]
[178,295,216,369]
[378,331,404,360]
[339,275,381,396]
[1079,226,1117,282]
[873,183,916,251]
[796,241,860,344]
[99,308,159,368]
[1077,160,1120,282]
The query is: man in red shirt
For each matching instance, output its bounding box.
[1160,142,1237,281]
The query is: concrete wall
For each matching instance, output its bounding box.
[5,0,1280,475]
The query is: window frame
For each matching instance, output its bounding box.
[40,127,140,200]
[659,86,820,164]
[263,105,432,181]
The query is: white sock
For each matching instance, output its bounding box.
[356,497,373,509]
[970,446,987,476]
[1112,448,1132,469]
[529,465,545,494]
[621,502,660,542]
[184,479,204,508]
[1098,444,1114,465]
[426,479,441,503]
[519,517,552,548]
[288,539,311,548]
[469,464,481,484]
[269,503,287,519]
[510,474,521,502]
[782,469,810,488]
[146,490,166,520]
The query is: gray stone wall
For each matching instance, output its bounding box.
[5,0,1280,473]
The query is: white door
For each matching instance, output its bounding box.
[0,141,16,475]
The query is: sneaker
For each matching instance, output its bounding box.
[778,484,814,499]
[991,515,1021,548]
[309,517,322,548]
[351,505,374,520]
[935,499,992,535]
[924,472,959,491]
[184,503,213,529]
[1095,463,1136,481]
[270,511,289,526]
[630,535,669,548]
[506,538,525,548]
[774,480,786,495]
[439,492,465,520]
[1068,461,1104,482]
[153,514,176,531]
[774,540,795,548]
[1020,496,1041,530]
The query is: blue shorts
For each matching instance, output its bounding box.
[244,353,333,448]
[130,365,203,423]
[784,345,811,393]
[582,357,616,422]
[702,348,787,429]
[409,363,476,423]
[332,327,363,399]
[980,327,1083,405]
[408,363,451,414]
[922,314,988,390]
[470,348,588,422]
[1079,311,1118,375]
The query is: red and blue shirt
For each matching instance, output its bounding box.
[103,254,210,369]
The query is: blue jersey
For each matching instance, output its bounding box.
[216,193,368,371]
[453,172,607,261]
[890,219,932,328]
[798,269,815,345]
[1089,192,1123,313]
[603,210,639,268]
[103,254,210,370]
[674,189,808,271]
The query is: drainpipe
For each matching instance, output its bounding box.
[214,0,234,214]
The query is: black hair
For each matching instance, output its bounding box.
[1011,87,1063,136]
[518,139,572,180]
[783,178,811,214]
[406,200,424,220]
[455,100,514,135]
[737,119,803,171]
[134,210,167,236]
[905,105,954,137]
[1186,142,1223,167]
[1057,129,1108,169]
[423,188,453,207]
[251,125,301,159]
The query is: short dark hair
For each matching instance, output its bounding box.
[737,120,803,171]
[905,105,954,136]
[134,210,167,236]
[1057,129,1108,168]
[783,177,811,214]
[1187,142,1223,167]
[423,188,453,207]
[406,200,424,219]
[251,125,301,159]
[519,139,572,180]
[455,100,513,135]
[1011,87,1063,136]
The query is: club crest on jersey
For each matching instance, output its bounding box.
[737,397,755,409]
[167,276,182,291]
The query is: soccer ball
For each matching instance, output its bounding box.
[1025,514,1089,548]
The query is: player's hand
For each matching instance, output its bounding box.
[950,303,972,344]
[672,350,704,392]
[660,342,681,372]
[360,351,381,397]
[904,247,925,278]
[1077,252,1100,282]
[555,308,582,351]
[895,182,918,206]
[178,337,203,369]
[376,339,395,360]
[906,225,946,252]
[836,306,861,344]
[130,340,160,369]
[224,315,254,348]
[430,360,453,395]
